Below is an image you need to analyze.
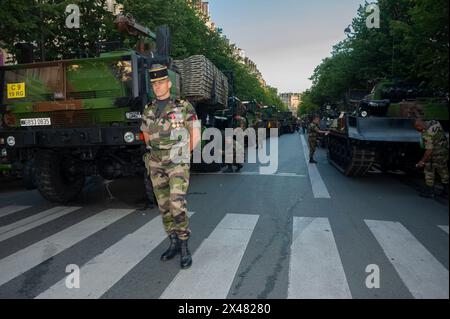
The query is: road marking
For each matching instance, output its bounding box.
[37,212,195,299]
[0,206,81,242]
[0,205,31,218]
[0,209,135,287]
[366,220,449,299]
[192,172,306,178]
[438,225,449,235]
[160,213,259,299]
[288,217,352,299]
[299,135,331,198]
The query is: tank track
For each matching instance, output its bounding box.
[327,134,376,177]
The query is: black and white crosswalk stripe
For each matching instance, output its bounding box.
[0,205,448,299]
[0,205,31,218]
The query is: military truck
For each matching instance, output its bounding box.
[258,106,281,137]
[278,111,296,135]
[0,14,229,203]
[328,81,448,176]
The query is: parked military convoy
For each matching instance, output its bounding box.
[0,14,296,202]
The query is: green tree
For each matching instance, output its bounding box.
[307,0,448,106]
[298,90,319,116]
[0,0,117,61]
[0,0,282,105]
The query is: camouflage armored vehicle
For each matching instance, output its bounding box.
[328,81,448,176]
[0,14,229,203]
[278,111,296,134]
[241,100,261,130]
[259,106,281,137]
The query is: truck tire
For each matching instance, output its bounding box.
[23,159,37,190]
[35,151,85,203]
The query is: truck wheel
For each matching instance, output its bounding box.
[35,151,85,203]
[23,159,37,190]
[143,172,157,204]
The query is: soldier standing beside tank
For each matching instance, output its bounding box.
[224,115,245,173]
[414,119,449,198]
[141,65,200,269]
[307,115,329,164]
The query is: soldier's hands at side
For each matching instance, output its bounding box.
[416,161,425,168]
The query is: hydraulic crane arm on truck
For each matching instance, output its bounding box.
[114,13,156,40]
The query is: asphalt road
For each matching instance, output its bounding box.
[0,132,448,299]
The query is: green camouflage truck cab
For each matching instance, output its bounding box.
[0,48,182,203]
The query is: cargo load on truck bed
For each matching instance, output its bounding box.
[174,55,228,107]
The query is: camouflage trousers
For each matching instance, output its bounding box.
[308,138,317,159]
[424,156,449,187]
[144,152,191,240]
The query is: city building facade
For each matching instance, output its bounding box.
[279,92,301,114]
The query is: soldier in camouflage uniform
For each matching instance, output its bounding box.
[307,115,329,164]
[414,119,449,198]
[140,65,200,269]
[224,116,245,173]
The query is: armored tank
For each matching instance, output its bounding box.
[328,81,448,176]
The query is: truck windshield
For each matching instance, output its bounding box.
[1,58,133,106]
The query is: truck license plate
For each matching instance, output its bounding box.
[20,118,52,127]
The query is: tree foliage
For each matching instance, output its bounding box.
[0,0,284,108]
[300,0,448,113]
[0,0,117,61]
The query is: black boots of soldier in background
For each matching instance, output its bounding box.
[224,163,243,173]
[420,184,449,199]
[420,186,435,198]
[309,158,318,164]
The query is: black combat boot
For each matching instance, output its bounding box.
[235,164,243,172]
[309,158,318,164]
[419,186,435,198]
[161,233,180,261]
[180,239,192,269]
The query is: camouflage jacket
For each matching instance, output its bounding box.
[421,120,449,159]
[140,99,198,154]
[308,122,320,140]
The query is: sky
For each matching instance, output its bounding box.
[209,0,367,93]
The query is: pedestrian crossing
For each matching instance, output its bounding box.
[0,208,135,287]
[0,206,81,242]
[0,204,448,299]
[288,217,352,299]
[438,225,449,235]
[365,220,449,299]
[160,214,259,299]
[0,205,31,218]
